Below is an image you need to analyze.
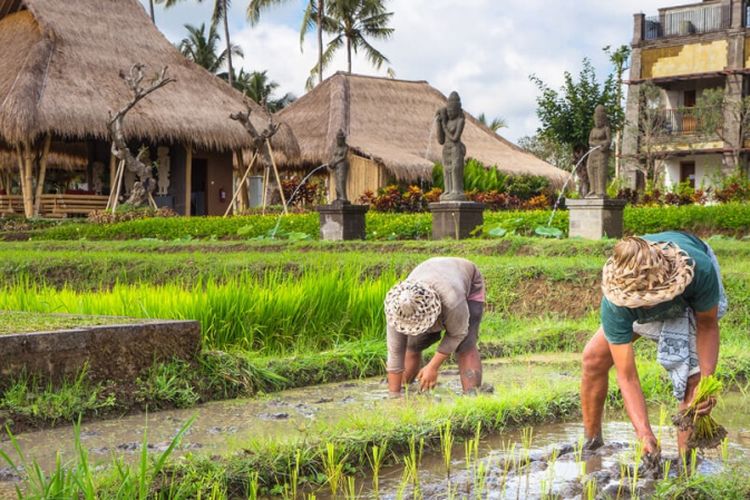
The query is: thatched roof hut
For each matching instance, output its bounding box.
[0,0,298,216]
[0,0,297,152]
[276,72,568,187]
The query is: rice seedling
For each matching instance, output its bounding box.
[439,420,454,479]
[321,442,348,497]
[673,375,727,450]
[721,437,730,462]
[343,475,358,500]
[367,442,387,498]
[248,471,260,500]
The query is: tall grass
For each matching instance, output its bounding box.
[0,269,396,353]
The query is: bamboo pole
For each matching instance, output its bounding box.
[14,144,25,215]
[32,134,52,216]
[224,151,258,217]
[261,165,269,214]
[235,149,250,213]
[265,139,288,215]
[109,153,116,196]
[111,160,126,213]
[185,145,192,217]
[22,140,34,217]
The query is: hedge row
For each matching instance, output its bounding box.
[14,203,750,241]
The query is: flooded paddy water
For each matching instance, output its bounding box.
[1,352,748,498]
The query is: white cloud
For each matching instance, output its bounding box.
[142,0,681,141]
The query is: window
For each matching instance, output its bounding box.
[680,161,696,189]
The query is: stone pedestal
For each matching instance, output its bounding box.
[429,202,485,240]
[317,202,368,240]
[567,198,627,240]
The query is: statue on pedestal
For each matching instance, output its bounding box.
[585,105,612,198]
[436,91,467,202]
[328,129,349,204]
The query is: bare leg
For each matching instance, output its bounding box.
[582,328,614,448]
[677,374,701,455]
[457,346,482,393]
[404,350,422,383]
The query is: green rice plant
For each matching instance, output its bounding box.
[473,459,488,499]
[0,365,115,424]
[673,375,727,450]
[343,475,357,500]
[321,442,347,497]
[583,478,597,500]
[248,471,260,500]
[721,437,730,462]
[135,360,200,409]
[367,442,387,498]
[439,420,454,479]
[0,267,397,352]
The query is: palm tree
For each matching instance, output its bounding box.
[319,0,393,76]
[156,0,237,87]
[233,69,296,111]
[247,0,327,87]
[477,113,508,133]
[178,22,244,75]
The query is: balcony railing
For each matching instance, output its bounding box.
[644,4,728,40]
[661,108,701,135]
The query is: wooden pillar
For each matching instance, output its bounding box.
[109,153,116,194]
[32,134,51,216]
[184,144,192,217]
[22,140,34,217]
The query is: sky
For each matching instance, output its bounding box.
[140,0,678,142]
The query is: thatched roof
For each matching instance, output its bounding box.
[276,72,567,185]
[0,0,299,157]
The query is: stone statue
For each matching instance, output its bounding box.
[328,129,349,203]
[92,162,104,195]
[436,91,467,202]
[156,146,171,196]
[585,105,612,198]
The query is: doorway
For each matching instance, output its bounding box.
[682,90,697,134]
[680,161,696,189]
[191,159,208,216]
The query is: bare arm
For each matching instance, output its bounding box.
[609,342,658,452]
[695,306,719,377]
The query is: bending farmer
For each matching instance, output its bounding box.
[384,257,485,395]
[581,232,727,456]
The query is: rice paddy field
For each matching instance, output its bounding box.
[1,236,749,498]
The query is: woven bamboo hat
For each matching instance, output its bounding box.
[384,280,441,336]
[602,237,695,308]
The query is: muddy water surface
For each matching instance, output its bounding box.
[367,393,750,500]
[0,355,578,481]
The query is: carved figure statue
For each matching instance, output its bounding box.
[230,105,279,164]
[92,162,104,195]
[108,64,174,207]
[123,162,136,196]
[585,105,612,198]
[328,129,349,203]
[436,91,467,201]
[156,146,171,196]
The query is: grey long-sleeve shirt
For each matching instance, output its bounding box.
[386,257,485,373]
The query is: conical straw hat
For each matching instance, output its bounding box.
[602,237,695,308]
[384,280,441,336]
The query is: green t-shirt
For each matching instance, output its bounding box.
[601,231,720,344]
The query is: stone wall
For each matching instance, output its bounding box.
[0,320,201,385]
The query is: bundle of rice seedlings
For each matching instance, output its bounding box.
[671,375,727,450]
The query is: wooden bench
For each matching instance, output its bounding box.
[0,195,24,216]
[39,194,109,218]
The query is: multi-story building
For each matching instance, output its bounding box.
[623,0,750,190]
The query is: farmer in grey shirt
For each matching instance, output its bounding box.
[384,257,485,394]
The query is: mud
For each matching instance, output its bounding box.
[365,394,750,500]
[0,357,577,479]
[511,276,601,318]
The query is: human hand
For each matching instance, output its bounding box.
[416,364,439,392]
[693,395,717,416]
[637,432,660,457]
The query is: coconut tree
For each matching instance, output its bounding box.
[318,0,393,76]
[156,0,237,87]
[232,69,296,111]
[247,1,327,87]
[178,22,244,75]
[477,113,508,133]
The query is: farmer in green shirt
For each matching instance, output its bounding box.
[581,231,726,456]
